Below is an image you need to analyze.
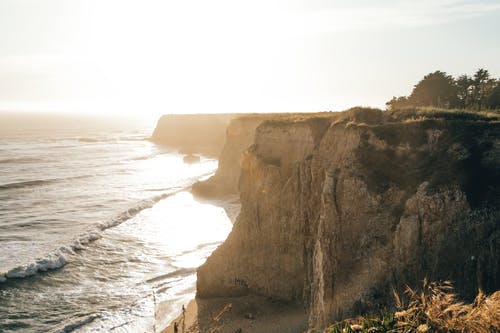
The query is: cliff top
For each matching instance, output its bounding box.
[252,107,500,127]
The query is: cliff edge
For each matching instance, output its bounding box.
[197,108,500,329]
[192,113,335,197]
[191,115,263,196]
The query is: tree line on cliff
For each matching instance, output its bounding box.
[387,68,500,111]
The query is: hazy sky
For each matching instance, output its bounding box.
[1,0,499,116]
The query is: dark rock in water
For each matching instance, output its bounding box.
[183,154,200,164]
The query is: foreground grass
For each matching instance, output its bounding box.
[325,280,500,333]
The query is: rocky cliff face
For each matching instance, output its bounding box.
[192,113,331,197]
[197,109,500,329]
[151,114,234,157]
[192,116,263,196]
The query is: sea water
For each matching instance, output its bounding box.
[0,113,233,332]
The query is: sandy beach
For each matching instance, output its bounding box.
[161,295,307,333]
[159,193,306,333]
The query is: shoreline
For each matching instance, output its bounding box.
[158,192,307,333]
[160,296,307,333]
[158,192,241,333]
[160,299,197,333]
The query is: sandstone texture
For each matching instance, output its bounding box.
[197,108,500,329]
[192,113,333,197]
[192,116,264,196]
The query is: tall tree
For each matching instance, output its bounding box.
[386,96,410,110]
[472,68,495,110]
[408,71,457,108]
[455,74,473,108]
[385,68,499,111]
[485,80,500,109]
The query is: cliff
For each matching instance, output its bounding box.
[197,108,500,329]
[191,115,268,196]
[192,113,334,197]
[151,114,234,157]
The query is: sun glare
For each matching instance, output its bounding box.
[60,0,299,115]
[0,0,499,115]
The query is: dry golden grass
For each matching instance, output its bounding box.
[396,279,500,333]
[325,279,500,333]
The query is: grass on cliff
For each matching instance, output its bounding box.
[324,280,500,333]
[387,107,500,122]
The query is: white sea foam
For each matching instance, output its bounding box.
[0,119,221,332]
[4,251,66,279]
[77,231,102,244]
[0,189,185,283]
[97,190,182,231]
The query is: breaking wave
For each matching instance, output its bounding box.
[0,188,184,283]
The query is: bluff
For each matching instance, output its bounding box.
[192,113,332,197]
[151,114,234,157]
[197,108,500,329]
[192,114,284,196]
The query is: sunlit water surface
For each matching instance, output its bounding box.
[0,115,234,332]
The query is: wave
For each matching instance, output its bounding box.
[0,188,184,284]
[0,179,58,190]
[0,157,44,164]
[45,136,149,144]
[78,136,150,143]
[3,251,67,279]
[96,189,182,231]
[48,314,99,333]
[128,150,175,162]
[145,267,196,284]
[0,175,92,191]
[78,138,110,142]
[0,230,104,282]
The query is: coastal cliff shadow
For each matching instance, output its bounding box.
[195,295,307,333]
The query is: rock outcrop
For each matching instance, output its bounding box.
[197,108,500,329]
[151,114,234,157]
[192,113,333,197]
[192,115,266,196]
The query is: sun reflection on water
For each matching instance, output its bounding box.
[114,191,233,268]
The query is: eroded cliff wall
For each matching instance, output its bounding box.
[192,113,333,197]
[151,114,234,157]
[197,109,500,329]
[192,116,263,196]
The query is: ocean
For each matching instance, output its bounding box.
[0,113,234,332]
